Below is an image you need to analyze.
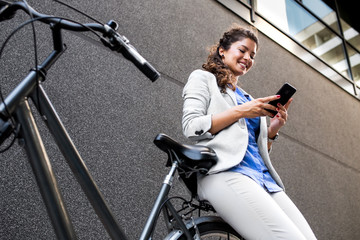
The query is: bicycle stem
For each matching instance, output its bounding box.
[0,23,66,121]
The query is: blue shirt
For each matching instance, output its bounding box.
[229,87,282,193]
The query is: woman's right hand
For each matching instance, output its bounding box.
[235,95,280,119]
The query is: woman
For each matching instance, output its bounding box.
[182,25,317,239]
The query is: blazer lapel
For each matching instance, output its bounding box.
[225,87,237,106]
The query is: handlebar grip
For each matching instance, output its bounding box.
[121,43,160,82]
[140,62,161,82]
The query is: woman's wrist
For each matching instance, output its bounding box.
[267,127,279,139]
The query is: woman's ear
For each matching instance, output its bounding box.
[219,48,225,58]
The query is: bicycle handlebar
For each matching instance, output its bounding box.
[0,1,161,82]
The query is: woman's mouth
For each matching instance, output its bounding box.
[239,62,247,70]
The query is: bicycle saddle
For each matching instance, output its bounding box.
[153,133,218,173]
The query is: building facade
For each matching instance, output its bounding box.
[1,0,359,239]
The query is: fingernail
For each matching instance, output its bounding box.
[277,103,281,106]
[276,108,279,111]
[277,95,281,98]
[277,114,280,118]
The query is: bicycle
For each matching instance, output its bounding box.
[0,1,245,239]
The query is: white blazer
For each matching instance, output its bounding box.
[182,69,285,190]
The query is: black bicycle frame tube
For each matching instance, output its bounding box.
[139,161,192,240]
[0,49,63,120]
[30,84,127,240]
[14,98,77,240]
[139,162,177,240]
[1,20,72,120]
[164,201,193,239]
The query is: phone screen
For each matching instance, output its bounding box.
[267,83,296,117]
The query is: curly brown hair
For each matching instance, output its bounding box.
[202,25,259,92]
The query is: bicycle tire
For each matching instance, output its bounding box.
[164,216,245,240]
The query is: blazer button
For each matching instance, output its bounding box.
[195,130,204,135]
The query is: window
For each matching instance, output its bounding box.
[240,0,251,5]
[216,0,360,98]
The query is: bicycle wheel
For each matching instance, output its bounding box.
[165,216,245,240]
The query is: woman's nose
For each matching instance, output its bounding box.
[243,52,250,60]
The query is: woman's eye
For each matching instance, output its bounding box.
[239,48,255,59]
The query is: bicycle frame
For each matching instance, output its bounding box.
[1,22,131,240]
[1,19,186,240]
[0,2,172,239]
[3,70,193,239]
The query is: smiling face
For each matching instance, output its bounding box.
[219,38,257,77]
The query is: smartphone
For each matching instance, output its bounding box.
[267,83,296,117]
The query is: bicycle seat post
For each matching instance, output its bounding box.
[163,159,178,186]
[139,160,178,240]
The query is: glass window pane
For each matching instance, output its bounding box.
[297,23,338,51]
[257,0,292,34]
[256,0,338,36]
[341,19,360,52]
[301,0,340,34]
[240,0,251,5]
[347,44,360,87]
[257,0,349,79]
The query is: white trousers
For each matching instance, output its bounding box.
[197,171,317,240]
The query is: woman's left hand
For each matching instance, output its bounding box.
[268,98,293,136]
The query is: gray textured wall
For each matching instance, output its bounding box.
[1,0,359,239]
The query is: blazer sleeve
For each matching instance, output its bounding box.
[182,70,214,141]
